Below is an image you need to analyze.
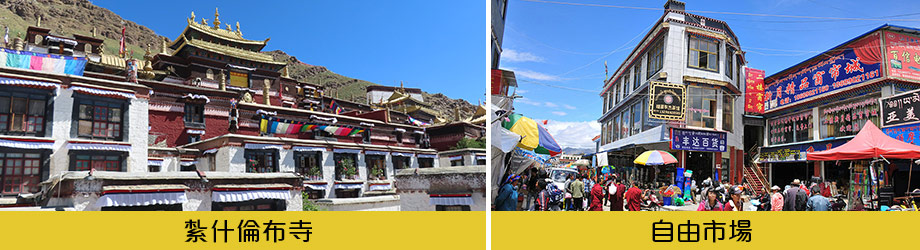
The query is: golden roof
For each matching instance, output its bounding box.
[185,18,268,46]
[89,53,127,69]
[173,37,285,65]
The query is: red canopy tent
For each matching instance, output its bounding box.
[807,121,920,161]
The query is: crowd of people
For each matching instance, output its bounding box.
[494,168,853,211]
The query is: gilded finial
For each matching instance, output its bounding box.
[201,18,208,26]
[160,37,167,54]
[235,21,242,36]
[213,7,221,28]
[190,11,196,22]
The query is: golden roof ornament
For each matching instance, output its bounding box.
[201,18,208,26]
[235,22,242,36]
[190,11,196,23]
[213,8,221,29]
[225,23,232,31]
[160,37,168,54]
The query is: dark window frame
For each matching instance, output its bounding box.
[69,150,126,172]
[0,87,51,137]
[183,102,205,128]
[0,150,45,194]
[688,35,720,72]
[646,38,664,79]
[294,151,323,181]
[72,94,127,141]
[244,149,279,173]
[333,153,358,180]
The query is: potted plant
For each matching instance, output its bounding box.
[338,157,358,180]
[306,166,322,181]
[369,166,385,180]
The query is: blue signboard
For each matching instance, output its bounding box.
[764,33,882,112]
[882,123,920,146]
[670,128,727,152]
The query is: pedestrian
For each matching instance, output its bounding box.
[495,174,520,211]
[806,186,831,211]
[723,185,744,211]
[534,180,550,211]
[784,179,807,211]
[568,174,585,211]
[612,178,626,211]
[770,185,784,211]
[625,182,643,211]
[582,174,594,210]
[698,179,712,204]
[690,179,698,204]
[564,174,574,210]
[697,186,724,211]
[589,179,605,211]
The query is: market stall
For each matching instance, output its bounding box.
[807,121,920,210]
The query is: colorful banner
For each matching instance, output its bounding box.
[408,116,430,126]
[744,67,765,114]
[0,48,86,75]
[764,33,882,112]
[648,81,686,121]
[879,88,920,127]
[670,128,726,152]
[884,31,920,81]
[882,122,920,146]
[259,116,365,136]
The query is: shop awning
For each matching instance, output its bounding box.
[211,184,292,203]
[807,121,920,161]
[95,184,189,207]
[334,183,363,189]
[68,142,131,152]
[71,86,136,99]
[429,194,474,206]
[599,125,668,152]
[304,183,327,190]
[0,77,59,90]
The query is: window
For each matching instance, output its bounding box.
[395,131,404,144]
[436,205,471,211]
[819,97,878,139]
[476,156,486,165]
[620,111,629,139]
[689,86,717,128]
[148,164,160,172]
[612,115,619,142]
[184,103,204,126]
[725,47,734,77]
[418,157,434,168]
[365,155,386,180]
[769,111,813,145]
[631,102,642,135]
[613,84,620,105]
[244,149,278,173]
[362,129,371,143]
[75,98,124,141]
[723,93,734,133]
[0,152,42,194]
[188,135,201,144]
[621,78,628,100]
[451,158,464,166]
[602,95,608,113]
[688,35,719,71]
[334,153,358,180]
[647,39,664,78]
[392,156,410,170]
[180,163,196,172]
[633,63,641,90]
[606,90,613,111]
[295,151,323,181]
[71,152,124,171]
[0,90,48,136]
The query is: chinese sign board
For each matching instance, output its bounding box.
[649,81,686,120]
[670,128,726,152]
[882,122,920,146]
[884,31,920,81]
[744,67,765,114]
[759,139,848,163]
[764,33,882,112]
[880,88,920,128]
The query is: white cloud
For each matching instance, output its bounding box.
[562,104,577,110]
[516,97,542,106]
[502,49,545,63]
[544,102,559,108]
[551,111,567,116]
[539,120,601,149]
[516,89,528,94]
[501,67,562,81]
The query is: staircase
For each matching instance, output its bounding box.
[743,147,770,196]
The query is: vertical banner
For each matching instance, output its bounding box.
[744,67,765,114]
[884,31,920,81]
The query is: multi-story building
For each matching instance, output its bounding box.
[758,25,920,198]
[0,9,475,211]
[597,0,746,186]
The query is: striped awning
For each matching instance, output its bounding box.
[212,190,292,203]
[417,154,437,159]
[364,150,389,156]
[244,143,284,150]
[391,152,414,157]
[68,142,131,152]
[147,160,164,166]
[293,146,326,152]
[0,77,59,90]
[429,194,474,206]
[71,86,136,99]
[475,155,486,160]
[304,183,327,190]
[180,161,198,166]
[0,139,54,149]
[333,148,361,154]
[334,183,363,189]
[96,185,189,207]
[448,155,463,161]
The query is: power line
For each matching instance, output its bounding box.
[557,20,658,77]
[521,0,920,22]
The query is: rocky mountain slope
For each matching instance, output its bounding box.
[1,0,476,120]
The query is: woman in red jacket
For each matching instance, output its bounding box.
[697,186,724,211]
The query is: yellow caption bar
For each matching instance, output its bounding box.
[493,212,920,249]
[0,211,485,250]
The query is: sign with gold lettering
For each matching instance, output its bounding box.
[648,81,686,121]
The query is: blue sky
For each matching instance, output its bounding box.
[500,0,920,149]
[94,0,485,103]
